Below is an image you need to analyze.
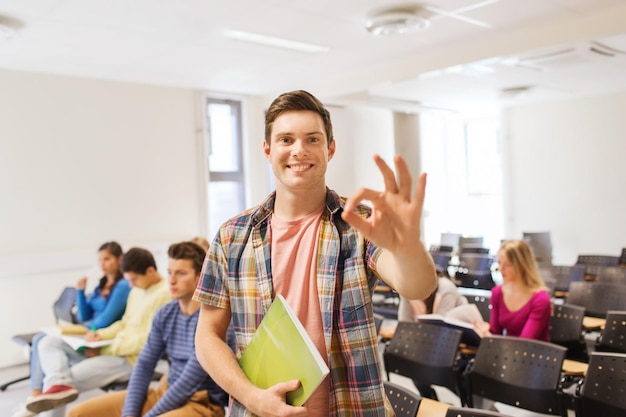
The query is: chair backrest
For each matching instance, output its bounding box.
[567,282,626,318]
[596,310,626,354]
[54,287,78,324]
[549,303,587,361]
[574,352,626,417]
[620,248,626,266]
[545,264,585,293]
[445,406,512,417]
[460,246,490,255]
[373,313,385,336]
[430,244,454,254]
[522,231,552,263]
[430,251,452,273]
[459,236,484,254]
[383,380,421,417]
[455,255,495,290]
[595,266,626,285]
[467,335,567,415]
[549,303,585,344]
[384,321,463,392]
[576,254,620,278]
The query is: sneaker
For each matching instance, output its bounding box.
[25,385,78,413]
[10,403,37,417]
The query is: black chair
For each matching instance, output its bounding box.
[460,246,490,255]
[430,244,454,254]
[566,282,626,318]
[575,254,620,280]
[620,248,626,267]
[430,251,452,274]
[595,266,626,285]
[573,352,626,417]
[523,231,552,263]
[445,406,514,417]
[549,303,588,361]
[459,237,484,255]
[465,335,568,417]
[543,265,585,296]
[595,310,626,354]
[384,321,467,405]
[383,380,421,417]
[373,313,385,336]
[373,280,399,319]
[455,254,494,290]
[1,287,78,392]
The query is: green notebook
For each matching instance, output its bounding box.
[239,294,330,406]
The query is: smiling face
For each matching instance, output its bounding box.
[263,110,335,195]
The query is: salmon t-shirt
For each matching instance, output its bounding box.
[271,205,329,416]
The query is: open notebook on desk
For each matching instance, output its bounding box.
[417,303,484,347]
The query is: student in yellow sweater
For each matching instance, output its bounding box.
[18,247,171,417]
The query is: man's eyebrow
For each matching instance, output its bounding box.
[273,130,324,137]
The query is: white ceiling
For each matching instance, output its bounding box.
[1,0,626,113]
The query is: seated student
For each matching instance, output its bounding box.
[68,241,236,417]
[474,239,551,341]
[14,242,131,417]
[398,267,468,322]
[19,247,171,417]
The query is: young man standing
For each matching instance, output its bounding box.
[193,90,436,416]
[68,241,234,417]
[22,247,171,416]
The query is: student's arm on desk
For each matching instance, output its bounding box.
[195,304,307,417]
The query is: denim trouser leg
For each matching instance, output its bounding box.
[42,355,133,415]
[29,332,47,391]
[38,334,86,389]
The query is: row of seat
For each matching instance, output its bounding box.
[385,380,507,417]
[382,319,626,417]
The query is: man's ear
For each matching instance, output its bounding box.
[328,138,336,161]
[263,139,271,160]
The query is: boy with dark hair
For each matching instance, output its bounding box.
[194,90,436,416]
[23,247,171,416]
[68,241,234,417]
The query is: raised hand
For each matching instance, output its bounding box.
[341,154,435,299]
[341,154,426,258]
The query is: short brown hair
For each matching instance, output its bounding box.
[264,90,334,147]
[121,247,157,274]
[168,241,207,275]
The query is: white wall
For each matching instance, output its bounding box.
[502,91,626,265]
[326,106,395,197]
[0,69,203,367]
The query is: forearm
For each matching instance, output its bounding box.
[377,242,436,300]
[196,331,263,411]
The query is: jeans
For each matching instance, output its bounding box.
[29,332,47,391]
[36,334,133,416]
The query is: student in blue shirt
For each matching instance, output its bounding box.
[75,241,131,329]
[13,242,130,417]
[67,241,234,417]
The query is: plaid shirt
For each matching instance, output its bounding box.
[194,189,393,416]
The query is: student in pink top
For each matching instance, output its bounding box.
[475,239,551,341]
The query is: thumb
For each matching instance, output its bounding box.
[273,379,301,396]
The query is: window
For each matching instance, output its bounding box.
[420,112,503,252]
[206,98,245,238]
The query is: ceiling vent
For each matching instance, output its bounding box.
[365,4,431,35]
[514,41,625,71]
